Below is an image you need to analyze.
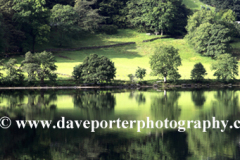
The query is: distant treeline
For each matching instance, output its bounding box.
[0,0,190,54]
[199,0,240,20]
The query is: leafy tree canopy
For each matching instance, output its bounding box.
[135,67,146,80]
[150,45,181,82]
[127,0,190,35]
[191,63,207,81]
[50,4,80,46]
[12,0,51,53]
[21,51,57,84]
[72,54,116,83]
[211,54,238,81]
[0,58,24,84]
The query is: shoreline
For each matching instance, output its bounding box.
[0,83,238,90]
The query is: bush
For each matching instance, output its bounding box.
[191,63,207,82]
[73,54,116,83]
[98,25,118,35]
[135,67,146,80]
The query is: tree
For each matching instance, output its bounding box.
[94,0,129,28]
[0,0,25,53]
[191,63,207,81]
[50,4,80,46]
[12,0,51,53]
[186,22,232,58]
[0,58,24,85]
[135,67,146,81]
[127,0,189,35]
[72,54,116,83]
[150,46,181,83]
[211,54,238,81]
[21,51,57,84]
[128,74,134,83]
[74,0,104,32]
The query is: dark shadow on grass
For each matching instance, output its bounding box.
[54,42,140,63]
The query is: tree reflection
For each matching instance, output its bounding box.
[73,91,116,119]
[0,90,57,120]
[188,89,240,159]
[151,91,181,121]
[191,90,206,108]
[135,93,146,106]
[127,131,188,160]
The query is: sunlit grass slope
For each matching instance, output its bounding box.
[52,29,233,80]
[16,29,240,80]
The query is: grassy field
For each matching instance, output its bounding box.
[11,0,239,82]
[13,29,240,81]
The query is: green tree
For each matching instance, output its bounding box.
[211,54,238,81]
[12,0,51,53]
[187,22,232,58]
[95,0,129,28]
[0,0,25,53]
[21,51,57,84]
[0,58,24,85]
[50,4,80,47]
[191,63,207,81]
[150,45,181,83]
[127,0,189,35]
[74,0,104,32]
[72,54,116,83]
[135,67,146,80]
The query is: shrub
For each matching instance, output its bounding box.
[73,54,116,83]
[191,63,207,81]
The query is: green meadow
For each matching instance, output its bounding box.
[15,29,240,81]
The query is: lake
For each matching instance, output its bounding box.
[0,88,240,160]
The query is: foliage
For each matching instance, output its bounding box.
[0,0,25,53]
[211,54,238,81]
[95,0,129,28]
[74,0,104,32]
[21,51,57,84]
[50,4,80,46]
[127,0,190,35]
[150,45,181,82]
[135,67,146,80]
[185,9,233,57]
[191,63,207,81]
[0,58,24,85]
[72,54,116,83]
[12,0,51,53]
[128,74,134,82]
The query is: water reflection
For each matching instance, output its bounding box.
[0,89,240,159]
[191,90,206,108]
[151,90,181,121]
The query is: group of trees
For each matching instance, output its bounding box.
[150,45,239,82]
[185,8,239,58]
[0,0,106,53]
[0,51,57,85]
[0,0,191,54]
[199,0,240,20]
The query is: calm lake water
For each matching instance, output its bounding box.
[1,89,240,160]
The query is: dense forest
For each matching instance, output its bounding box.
[0,0,191,54]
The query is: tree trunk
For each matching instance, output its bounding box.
[164,76,166,83]
[40,77,44,86]
[161,29,163,36]
[32,35,35,53]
